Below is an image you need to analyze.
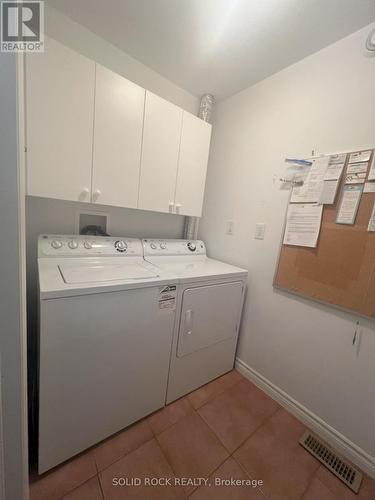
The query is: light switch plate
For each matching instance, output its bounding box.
[226,220,234,235]
[254,223,266,240]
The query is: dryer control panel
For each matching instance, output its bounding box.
[143,239,206,257]
[38,235,143,257]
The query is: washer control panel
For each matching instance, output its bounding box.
[38,235,142,257]
[143,239,206,257]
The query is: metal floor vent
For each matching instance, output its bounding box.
[299,431,363,494]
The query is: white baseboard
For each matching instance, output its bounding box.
[235,357,375,479]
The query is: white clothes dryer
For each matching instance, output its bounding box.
[143,239,248,404]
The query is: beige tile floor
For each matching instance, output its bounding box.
[30,370,375,500]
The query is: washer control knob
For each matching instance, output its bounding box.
[68,240,78,249]
[187,242,196,252]
[160,242,167,250]
[83,241,92,250]
[115,240,127,252]
[51,240,62,249]
[150,242,157,250]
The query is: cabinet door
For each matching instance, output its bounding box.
[26,37,95,202]
[92,65,145,208]
[174,112,212,217]
[138,91,183,213]
[177,282,243,358]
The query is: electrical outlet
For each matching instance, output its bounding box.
[254,223,266,240]
[226,220,234,235]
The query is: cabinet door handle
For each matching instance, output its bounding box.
[169,201,174,213]
[175,203,181,214]
[79,188,90,201]
[93,189,101,202]
[185,309,194,336]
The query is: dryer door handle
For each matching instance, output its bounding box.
[184,309,194,336]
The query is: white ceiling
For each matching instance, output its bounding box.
[47,0,375,100]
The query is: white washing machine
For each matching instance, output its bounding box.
[143,239,248,403]
[37,235,178,473]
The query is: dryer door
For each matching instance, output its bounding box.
[177,281,243,358]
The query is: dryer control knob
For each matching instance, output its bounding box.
[83,241,92,250]
[150,242,157,250]
[51,240,62,249]
[115,240,127,252]
[187,242,196,252]
[160,242,167,250]
[68,240,78,249]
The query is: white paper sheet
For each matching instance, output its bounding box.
[319,179,340,205]
[349,150,372,163]
[368,155,375,181]
[329,153,347,164]
[290,157,329,203]
[324,162,344,181]
[368,202,375,232]
[283,203,323,247]
[345,172,366,184]
[363,182,375,193]
[336,185,363,225]
[364,182,375,193]
[346,162,368,174]
[280,164,310,190]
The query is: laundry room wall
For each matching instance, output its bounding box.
[199,22,375,474]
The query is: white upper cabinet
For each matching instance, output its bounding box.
[92,65,145,208]
[25,39,212,215]
[26,37,95,203]
[174,113,212,217]
[138,92,183,214]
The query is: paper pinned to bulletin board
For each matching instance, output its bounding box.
[290,157,329,204]
[274,148,375,319]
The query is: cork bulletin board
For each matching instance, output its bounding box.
[274,149,375,318]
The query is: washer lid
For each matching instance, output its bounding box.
[58,261,159,284]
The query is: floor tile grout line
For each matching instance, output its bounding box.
[311,468,350,500]
[153,405,200,442]
[196,407,238,454]
[232,402,303,456]
[298,462,321,500]
[230,449,271,500]
[153,433,182,484]
[94,402,204,488]
[97,471,106,500]
[54,473,99,500]
[154,412,230,498]
[227,400,320,500]
[186,451,231,498]
[198,399,281,457]
[95,435,155,476]
[189,373,246,410]
[148,401,196,438]
[190,408,232,456]
[230,419,322,500]
[148,372,243,437]
[152,432,193,499]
